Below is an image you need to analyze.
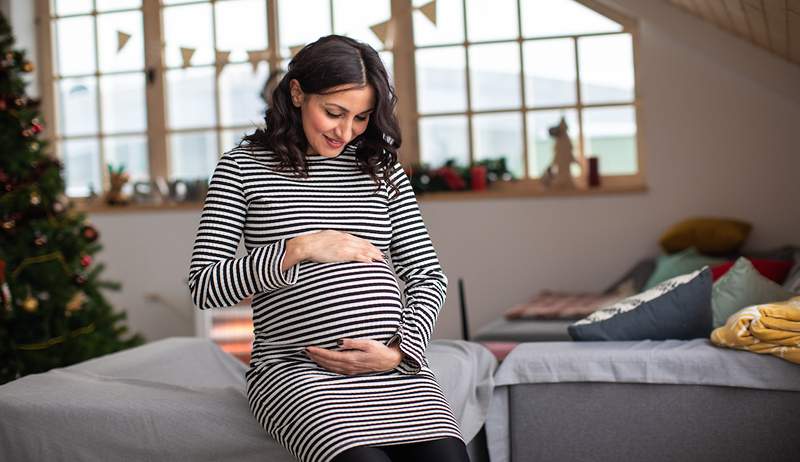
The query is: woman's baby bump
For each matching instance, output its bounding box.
[253,260,404,347]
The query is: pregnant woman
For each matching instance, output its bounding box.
[187,35,469,462]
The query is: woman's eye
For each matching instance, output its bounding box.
[356,115,368,122]
[326,111,341,118]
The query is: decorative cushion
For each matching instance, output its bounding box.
[710,258,794,284]
[568,267,713,341]
[643,247,726,290]
[783,249,800,293]
[659,217,752,255]
[711,257,796,328]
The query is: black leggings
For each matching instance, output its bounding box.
[331,436,470,462]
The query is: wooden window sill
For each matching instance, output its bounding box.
[72,178,647,214]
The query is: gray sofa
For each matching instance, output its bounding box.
[485,339,800,462]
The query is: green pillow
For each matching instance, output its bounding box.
[644,247,726,290]
[711,257,795,328]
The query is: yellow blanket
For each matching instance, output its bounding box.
[710,296,800,364]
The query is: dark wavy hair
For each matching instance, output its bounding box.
[241,34,401,197]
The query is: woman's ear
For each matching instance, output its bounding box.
[289,79,304,107]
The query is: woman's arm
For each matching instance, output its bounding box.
[187,152,302,310]
[385,161,449,375]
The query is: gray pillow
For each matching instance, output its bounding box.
[568,267,712,341]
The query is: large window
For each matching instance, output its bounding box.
[37,0,639,199]
[414,0,640,181]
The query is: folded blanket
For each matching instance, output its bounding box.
[710,296,800,364]
[504,290,627,320]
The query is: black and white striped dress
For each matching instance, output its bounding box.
[187,145,463,462]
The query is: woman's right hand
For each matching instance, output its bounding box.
[295,230,385,264]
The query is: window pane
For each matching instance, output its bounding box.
[524,38,576,108]
[333,0,391,51]
[54,16,96,76]
[163,3,214,67]
[469,42,520,111]
[166,67,216,129]
[169,131,219,181]
[215,0,268,63]
[100,73,146,134]
[473,112,523,178]
[578,34,634,104]
[222,128,249,152]
[413,0,463,46]
[219,62,269,127]
[582,106,637,175]
[96,0,141,12]
[419,115,469,168]
[379,51,394,87]
[104,135,149,195]
[97,10,144,73]
[52,0,92,16]
[278,0,331,58]
[58,77,98,136]
[416,46,466,114]
[465,0,517,42]
[526,109,579,178]
[62,138,101,197]
[521,0,622,38]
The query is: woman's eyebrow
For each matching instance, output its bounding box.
[326,103,374,114]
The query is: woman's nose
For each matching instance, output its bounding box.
[336,118,353,140]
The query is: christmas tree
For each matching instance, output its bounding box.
[0,12,145,385]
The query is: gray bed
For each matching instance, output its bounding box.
[486,339,800,462]
[0,337,497,462]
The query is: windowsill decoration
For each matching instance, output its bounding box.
[407,158,516,195]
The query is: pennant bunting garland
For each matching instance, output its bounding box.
[116,31,131,53]
[180,47,196,68]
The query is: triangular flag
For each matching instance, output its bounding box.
[370,19,394,49]
[215,50,230,74]
[289,44,305,57]
[180,47,195,68]
[116,31,131,53]
[247,49,269,73]
[418,0,437,26]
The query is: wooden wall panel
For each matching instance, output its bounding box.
[670,0,800,66]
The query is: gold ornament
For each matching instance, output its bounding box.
[22,61,34,72]
[30,191,41,205]
[22,296,39,312]
[2,220,14,230]
[28,141,39,151]
[66,291,86,312]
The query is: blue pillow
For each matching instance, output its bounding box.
[568,267,712,341]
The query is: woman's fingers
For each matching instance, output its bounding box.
[306,346,372,375]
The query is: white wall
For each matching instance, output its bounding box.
[7,0,800,343]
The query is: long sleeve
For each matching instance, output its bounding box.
[187,152,301,310]
[385,161,449,375]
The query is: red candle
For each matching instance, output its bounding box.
[470,165,487,190]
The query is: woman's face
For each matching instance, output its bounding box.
[290,79,375,158]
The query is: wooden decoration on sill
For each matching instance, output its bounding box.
[541,117,581,190]
[105,164,130,206]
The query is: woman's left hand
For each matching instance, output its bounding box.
[305,339,403,375]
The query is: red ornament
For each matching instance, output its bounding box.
[470,165,487,190]
[0,99,6,110]
[80,255,92,267]
[31,122,43,134]
[436,167,466,190]
[81,225,99,242]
